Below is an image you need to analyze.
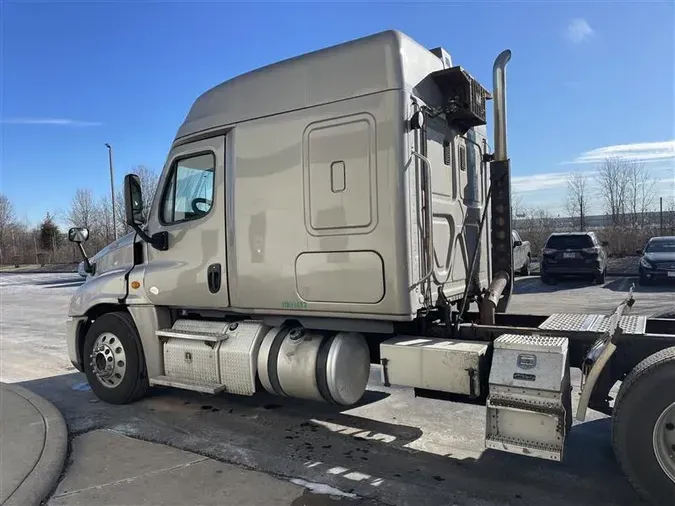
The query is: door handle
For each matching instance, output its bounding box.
[207,263,221,294]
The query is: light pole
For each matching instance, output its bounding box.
[105,143,118,241]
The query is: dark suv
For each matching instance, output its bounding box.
[540,232,608,285]
[638,236,675,285]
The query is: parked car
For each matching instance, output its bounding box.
[540,232,608,285]
[638,235,675,285]
[512,230,532,276]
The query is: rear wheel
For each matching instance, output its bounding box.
[83,312,149,405]
[612,347,675,505]
[595,269,606,285]
[519,256,531,276]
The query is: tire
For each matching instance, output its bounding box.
[541,274,555,285]
[596,269,606,285]
[520,256,531,276]
[612,347,675,505]
[82,312,149,405]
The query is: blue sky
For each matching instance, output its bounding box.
[1,0,674,227]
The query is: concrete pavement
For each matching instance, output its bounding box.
[0,382,375,505]
[49,429,372,505]
[0,383,68,506]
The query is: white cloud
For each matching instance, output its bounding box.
[566,18,595,44]
[1,117,102,127]
[512,172,571,192]
[569,140,675,164]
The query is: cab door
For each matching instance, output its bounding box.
[142,135,228,309]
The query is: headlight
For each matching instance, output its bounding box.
[640,257,653,269]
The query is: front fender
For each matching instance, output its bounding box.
[66,264,157,373]
[68,268,127,316]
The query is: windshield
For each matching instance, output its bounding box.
[545,235,594,250]
[645,239,675,253]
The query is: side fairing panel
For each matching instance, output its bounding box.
[226,90,416,319]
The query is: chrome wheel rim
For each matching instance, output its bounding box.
[89,333,127,388]
[653,401,675,483]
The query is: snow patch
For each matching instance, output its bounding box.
[289,478,358,499]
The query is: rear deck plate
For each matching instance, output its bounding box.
[538,313,646,338]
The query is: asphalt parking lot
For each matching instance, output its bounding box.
[509,273,675,316]
[1,272,674,505]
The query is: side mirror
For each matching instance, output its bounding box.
[601,241,609,247]
[124,174,145,225]
[636,249,643,255]
[68,227,93,273]
[123,173,168,251]
[513,240,522,248]
[68,227,89,243]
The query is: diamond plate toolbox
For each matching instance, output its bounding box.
[485,333,572,462]
[164,339,220,385]
[161,320,269,394]
[217,321,268,396]
[489,334,568,392]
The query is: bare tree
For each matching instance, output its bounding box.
[96,195,115,244]
[0,194,16,262]
[626,161,657,226]
[597,156,631,226]
[67,188,98,229]
[565,170,588,231]
[512,195,527,221]
[518,207,559,253]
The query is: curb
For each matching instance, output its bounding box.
[2,384,68,506]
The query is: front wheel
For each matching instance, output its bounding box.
[83,312,149,405]
[612,347,675,505]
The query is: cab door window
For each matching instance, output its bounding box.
[161,153,215,224]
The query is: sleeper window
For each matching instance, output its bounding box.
[161,153,215,224]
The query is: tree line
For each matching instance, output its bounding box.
[516,156,675,255]
[0,166,159,266]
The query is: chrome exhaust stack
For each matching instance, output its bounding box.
[492,49,512,162]
[481,49,514,324]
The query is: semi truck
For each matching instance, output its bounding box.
[65,30,675,505]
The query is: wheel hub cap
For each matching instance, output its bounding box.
[90,333,127,388]
[653,401,675,483]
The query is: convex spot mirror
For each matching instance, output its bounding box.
[68,227,89,243]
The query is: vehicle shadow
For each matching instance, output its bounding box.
[17,372,640,506]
